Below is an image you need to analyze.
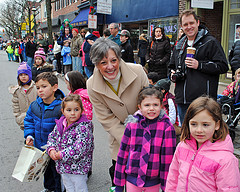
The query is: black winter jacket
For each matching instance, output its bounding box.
[138,39,148,58]
[146,37,171,79]
[25,41,37,58]
[169,25,228,104]
[120,40,134,63]
[229,40,240,72]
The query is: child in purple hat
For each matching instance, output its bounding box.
[10,62,37,130]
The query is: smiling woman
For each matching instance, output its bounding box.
[87,37,149,187]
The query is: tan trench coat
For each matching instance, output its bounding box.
[10,81,38,130]
[87,61,149,160]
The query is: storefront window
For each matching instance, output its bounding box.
[228,14,240,52]
[148,16,178,49]
[230,0,240,9]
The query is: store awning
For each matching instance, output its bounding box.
[71,8,89,27]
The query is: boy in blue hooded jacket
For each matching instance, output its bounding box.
[24,72,65,192]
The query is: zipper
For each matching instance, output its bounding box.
[185,143,204,191]
[184,80,187,104]
[207,80,210,95]
[186,152,196,192]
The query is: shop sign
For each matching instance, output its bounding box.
[97,0,112,15]
[88,15,97,29]
[235,24,240,42]
[191,0,214,9]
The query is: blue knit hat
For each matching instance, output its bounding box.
[17,62,32,84]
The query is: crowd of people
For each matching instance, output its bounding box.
[7,9,240,192]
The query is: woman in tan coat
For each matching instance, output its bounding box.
[87,38,149,187]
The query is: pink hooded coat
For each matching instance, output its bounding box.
[70,88,93,120]
[166,134,240,192]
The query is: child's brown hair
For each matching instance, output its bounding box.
[61,94,84,113]
[181,96,229,142]
[35,72,58,86]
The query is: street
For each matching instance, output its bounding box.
[0,50,111,192]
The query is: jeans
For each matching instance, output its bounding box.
[62,173,88,192]
[63,65,72,74]
[7,53,14,61]
[55,52,62,73]
[72,56,83,74]
[84,65,94,78]
[27,56,34,69]
[177,103,190,125]
[140,57,146,66]
[44,159,62,192]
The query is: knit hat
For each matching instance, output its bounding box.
[92,31,100,38]
[34,48,46,61]
[17,62,32,84]
[120,30,130,37]
[48,44,53,49]
[154,78,171,92]
[72,28,79,34]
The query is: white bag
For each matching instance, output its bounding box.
[12,145,50,182]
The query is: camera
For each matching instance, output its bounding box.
[171,65,186,83]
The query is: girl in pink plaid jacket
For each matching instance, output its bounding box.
[114,87,176,192]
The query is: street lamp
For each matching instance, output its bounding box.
[32,6,37,37]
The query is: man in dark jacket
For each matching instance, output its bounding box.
[168,9,228,124]
[57,27,73,46]
[25,36,37,68]
[229,40,240,81]
[119,29,134,63]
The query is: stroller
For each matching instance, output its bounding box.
[218,86,240,141]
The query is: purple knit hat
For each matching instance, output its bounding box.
[17,62,32,84]
[34,48,46,61]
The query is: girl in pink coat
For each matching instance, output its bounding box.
[166,96,240,192]
[64,71,93,120]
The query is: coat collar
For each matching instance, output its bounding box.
[90,60,138,102]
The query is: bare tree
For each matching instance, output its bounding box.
[0,0,22,38]
[46,0,53,45]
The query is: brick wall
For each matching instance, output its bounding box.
[179,0,187,18]
[200,2,223,42]
[53,1,80,18]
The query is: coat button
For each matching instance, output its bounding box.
[120,103,124,107]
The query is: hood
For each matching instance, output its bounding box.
[139,39,148,44]
[85,33,98,41]
[186,134,234,153]
[72,89,89,99]
[55,89,65,100]
[124,109,167,127]
[55,113,89,136]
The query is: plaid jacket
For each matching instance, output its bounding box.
[114,110,176,191]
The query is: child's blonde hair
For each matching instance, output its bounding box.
[234,68,240,80]
[139,33,147,41]
[61,94,84,113]
[181,96,229,142]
